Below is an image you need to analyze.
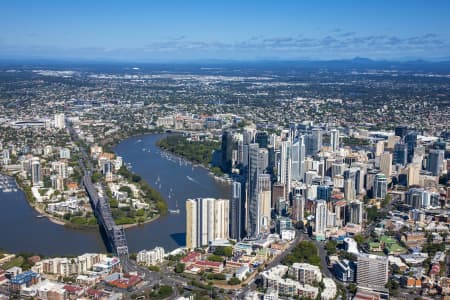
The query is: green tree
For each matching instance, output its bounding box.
[175,263,185,273]
[228,277,241,285]
[325,240,338,255]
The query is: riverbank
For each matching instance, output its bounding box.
[9,173,95,229]
[1,146,165,231]
[156,135,232,185]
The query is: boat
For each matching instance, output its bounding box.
[36,215,45,218]
[186,175,196,182]
[169,200,180,214]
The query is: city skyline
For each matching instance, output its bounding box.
[1,0,450,61]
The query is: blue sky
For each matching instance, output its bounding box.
[1,0,449,61]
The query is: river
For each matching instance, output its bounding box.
[0,133,230,255]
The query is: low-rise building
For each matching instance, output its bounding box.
[321,277,337,300]
[288,263,322,285]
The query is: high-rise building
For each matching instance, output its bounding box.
[314,200,327,240]
[379,152,392,177]
[278,141,292,199]
[292,193,305,222]
[407,163,421,187]
[54,113,66,129]
[247,143,261,238]
[332,162,345,177]
[258,148,269,173]
[373,174,387,200]
[221,131,233,173]
[305,128,322,156]
[272,182,285,210]
[230,181,245,241]
[375,140,384,157]
[357,254,388,290]
[291,139,300,181]
[393,143,407,166]
[330,129,339,152]
[344,179,355,201]
[312,128,323,154]
[31,158,41,186]
[258,174,272,233]
[343,168,359,196]
[185,198,229,249]
[405,132,417,163]
[394,126,408,139]
[427,149,444,176]
[387,135,400,149]
[348,200,363,225]
[317,185,332,201]
[255,131,269,148]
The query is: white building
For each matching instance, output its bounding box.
[260,265,319,299]
[186,198,229,249]
[357,253,389,290]
[321,277,337,300]
[137,247,165,266]
[59,148,71,159]
[315,200,328,240]
[54,113,66,129]
[289,263,322,285]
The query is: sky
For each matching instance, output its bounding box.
[1,0,450,62]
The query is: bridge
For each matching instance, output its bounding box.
[83,174,130,269]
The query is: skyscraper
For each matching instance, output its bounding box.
[348,200,363,225]
[312,127,323,154]
[394,126,408,139]
[258,148,269,173]
[330,129,339,152]
[379,152,392,177]
[373,174,387,199]
[230,181,245,241]
[247,143,261,238]
[255,131,269,148]
[221,131,233,173]
[407,163,421,187]
[375,140,384,157]
[31,157,41,186]
[344,179,355,201]
[427,149,444,176]
[278,140,292,198]
[185,198,229,249]
[393,143,407,166]
[315,200,327,240]
[54,113,66,130]
[291,136,306,182]
[317,185,332,201]
[292,193,305,222]
[405,132,417,163]
[291,139,301,181]
[357,254,389,290]
[257,174,272,233]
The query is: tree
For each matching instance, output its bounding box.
[228,277,241,285]
[348,283,357,294]
[367,206,378,222]
[119,186,132,195]
[325,240,337,255]
[353,234,365,246]
[208,255,224,262]
[175,263,185,273]
[213,246,233,257]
